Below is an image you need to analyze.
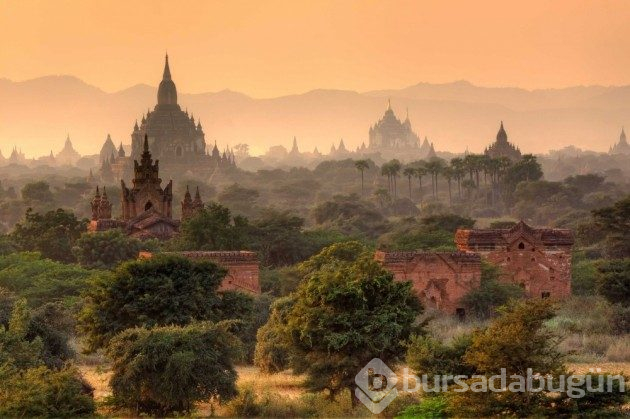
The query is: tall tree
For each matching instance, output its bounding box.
[354,159,370,197]
[78,255,250,351]
[591,196,630,258]
[381,162,392,195]
[389,159,402,199]
[414,165,427,204]
[450,157,465,199]
[442,165,455,207]
[425,159,445,199]
[258,242,422,404]
[11,208,86,263]
[403,166,416,200]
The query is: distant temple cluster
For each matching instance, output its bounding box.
[376,221,574,315]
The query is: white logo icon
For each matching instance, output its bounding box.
[355,358,398,413]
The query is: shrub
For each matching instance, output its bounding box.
[254,297,293,373]
[0,300,94,417]
[406,334,475,378]
[571,258,599,296]
[461,261,524,319]
[396,394,448,418]
[597,259,630,305]
[107,322,239,415]
[610,303,630,335]
[451,300,565,416]
[0,365,95,417]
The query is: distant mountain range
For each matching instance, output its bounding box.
[0,76,628,157]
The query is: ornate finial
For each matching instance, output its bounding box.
[143,134,149,152]
[387,98,391,110]
[163,52,171,80]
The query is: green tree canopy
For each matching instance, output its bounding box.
[0,252,96,307]
[11,208,86,263]
[173,202,249,251]
[460,261,524,319]
[451,299,564,416]
[72,229,143,269]
[79,255,230,351]
[257,242,422,401]
[592,195,630,258]
[0,300,94,417]
[107,322,239,415]
[21,181,54,204]
[596,259,630,305]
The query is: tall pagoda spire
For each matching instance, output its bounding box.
[163,53,171,80]
[157,53,177,106]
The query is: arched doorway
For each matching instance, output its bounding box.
[145,201,153,211]
[176,146,183,157]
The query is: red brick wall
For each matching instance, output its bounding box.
[375,251,481,314]
[480,244,571,300]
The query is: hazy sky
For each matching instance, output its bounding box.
[2,0,630,97]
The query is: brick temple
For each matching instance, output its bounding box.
[88,134,205,239]
[455,221,574,300]
[376,221,574,314]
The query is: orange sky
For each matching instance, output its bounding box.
[2,0,630,97]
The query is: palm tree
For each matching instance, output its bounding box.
[425,158,445,200]
[463,154,478,184]
[403,166,416,200]
[462,179,476,215]
[354,159,369,197]
[481,154,491,185]
[485,157,501,205]
[414,165,427,204]
[450,157,465,199]
[388,159,402,199]
[442,165,455,207]
[381,162,392,195]
[374,188,390,208]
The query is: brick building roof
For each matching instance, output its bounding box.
[374,250,481,265]
[455,220,574,248]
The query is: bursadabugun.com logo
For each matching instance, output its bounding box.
[355,358,626,414]
[354,358,399,414]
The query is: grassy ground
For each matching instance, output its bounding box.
[79,361,630,417]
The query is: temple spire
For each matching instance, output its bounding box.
[143,134,149,153]
[163,53,171,80]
